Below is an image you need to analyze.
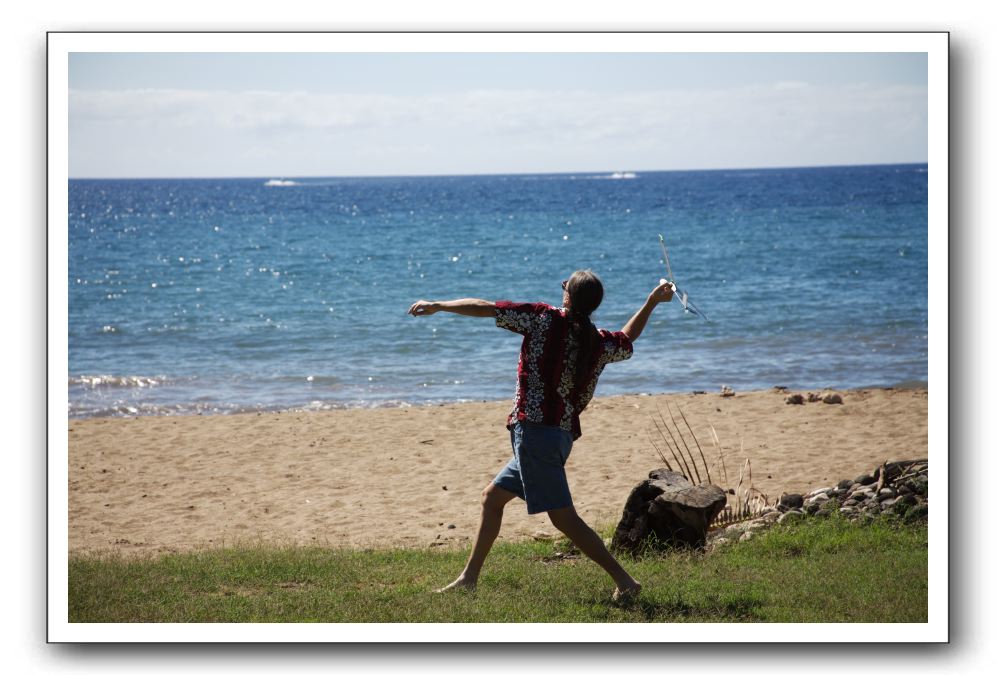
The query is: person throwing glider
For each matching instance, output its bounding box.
[407,270,674,601]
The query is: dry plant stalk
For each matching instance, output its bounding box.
[646,402,770,531]
[646,430,674,472]
[665,401,702,484]
[708,423,729,487]
[709,446,771,530]
[651,408,691,479]
[650,402,710,485]
[675,404,712,485]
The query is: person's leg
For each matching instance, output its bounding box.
[435,483,518,592]
[547,506,641,599]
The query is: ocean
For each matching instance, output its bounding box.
[68,164,928,418]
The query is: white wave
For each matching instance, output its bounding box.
[264,179,298,187]
[589,171,638,180]
[67,397,479,419]
[69,375,167,389]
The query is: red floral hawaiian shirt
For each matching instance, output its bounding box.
[495,300,633,440]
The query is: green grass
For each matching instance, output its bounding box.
[69,515,927,623]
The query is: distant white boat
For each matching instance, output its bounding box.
[264,179,298,187]
[608,171,637,179]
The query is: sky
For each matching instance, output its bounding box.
[68,52,928,178]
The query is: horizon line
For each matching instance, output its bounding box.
[68,160,928,182]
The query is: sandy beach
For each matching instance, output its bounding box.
[68,387,927,557]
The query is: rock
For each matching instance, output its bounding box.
[875,460,925,483]
[741,530,754,541]
[850,492,868,502]
[722,526,744,541]
[823,393,843,404]
[805,502,820,515]
[837,479,854,491]
[807,487,832,499]
[862,502,881,515]
[890,497,915,516]
[879,498,897,509]
[843,499,858,507]
[905,503,928,521]
[839,506,855,515]
[806,392,822,403]
[897,485,912,496]
[611,469,727,553]
[808,493,830,505]
[785,394,804,405]
[855,474,875,486]
[876,487,896,500]
[447,524,456,529]
[778,493,804,510]
[778,509,805,525]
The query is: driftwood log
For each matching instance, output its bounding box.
[611,469,727,553]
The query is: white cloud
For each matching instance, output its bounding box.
[69,82,927,177]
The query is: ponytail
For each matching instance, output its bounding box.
[567,312,600,384]
[564,270,605,384]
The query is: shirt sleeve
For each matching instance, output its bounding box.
[494,301,554,336]
[599,329,634,364]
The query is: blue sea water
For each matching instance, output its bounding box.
[68,164,928,418]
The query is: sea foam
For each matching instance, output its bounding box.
[69,375,167,389]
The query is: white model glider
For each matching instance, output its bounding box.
[658,233,711,322]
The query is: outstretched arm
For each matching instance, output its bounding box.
[408,298,497,318]
[621,281,674,342]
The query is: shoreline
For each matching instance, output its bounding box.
[68,385,928,558]
[67,379,930,421]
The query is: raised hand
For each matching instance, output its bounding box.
[649,280,675,305]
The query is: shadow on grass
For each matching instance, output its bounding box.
[601,593,766,622]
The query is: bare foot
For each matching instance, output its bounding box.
[612,580,642,604]
[434,576,477,593]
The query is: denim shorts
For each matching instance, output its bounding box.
[493,421,574,515]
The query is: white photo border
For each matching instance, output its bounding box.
[48,30,948,643]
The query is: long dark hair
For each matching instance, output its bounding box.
[564,269,603,384]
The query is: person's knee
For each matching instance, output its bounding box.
[481,485,508,511]
[548,507,581,532]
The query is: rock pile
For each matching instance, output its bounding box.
[707,459,928,549]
